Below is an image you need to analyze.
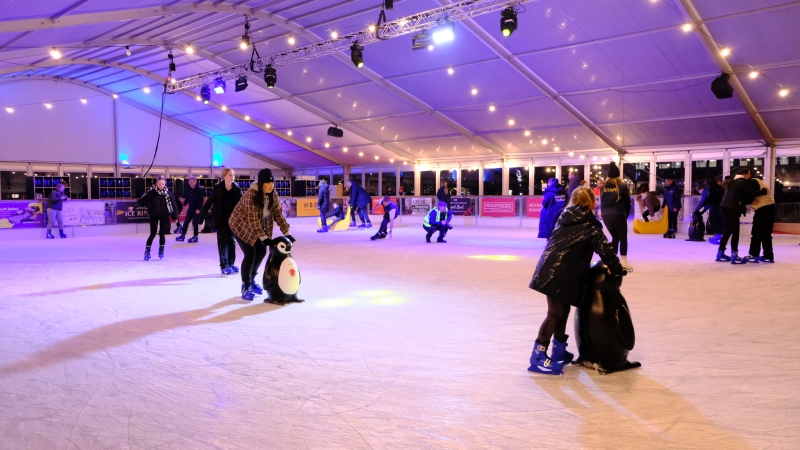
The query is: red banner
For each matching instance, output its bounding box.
[481,198,516,217]
[525,197,544,218]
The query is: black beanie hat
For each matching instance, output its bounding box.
[607,161,620,178]
[257,168,275,184]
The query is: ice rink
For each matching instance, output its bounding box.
[1,222,798,449]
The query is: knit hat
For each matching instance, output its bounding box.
[257,168,275,184]
[607,161,620,178]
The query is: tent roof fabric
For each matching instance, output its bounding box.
[0,0,797,168]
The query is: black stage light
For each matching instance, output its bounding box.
[412,30,432,50]
[327,126,344,138]
[213,77,226,94]
[711,73,734,99]
[200,85,211,104]
[168,52,176,72]
[501,7,517,37]
[384,0,393,10]
[264,65,277,88]
[235,75,248,92]
[350,42,364,68]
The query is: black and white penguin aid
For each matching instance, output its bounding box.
[262,236,304,304]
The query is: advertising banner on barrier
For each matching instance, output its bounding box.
[372,198,399,215]
[0,201,45,228]
[59,201,110,226]
[279,198,297,218]
[481,197,516,217]
[296,198,319,217]
[402,197,432,215]
[449,197,474,216]
[525,197,544,218]
[114,200,150,224]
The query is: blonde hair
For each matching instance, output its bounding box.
[605,176,622,202]
[221,168,234,178]
[570,186,596,210]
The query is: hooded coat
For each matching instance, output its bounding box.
[537,184,568,239]
[529,206,623,306]
[317,181,330,211]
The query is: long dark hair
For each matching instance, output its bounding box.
[252,182,277,211]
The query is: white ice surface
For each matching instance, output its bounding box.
[0,222,798,449]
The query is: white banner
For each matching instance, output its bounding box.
[59,201,107,226]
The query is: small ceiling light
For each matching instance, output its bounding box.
[523,130,531,137]
[720,47,731,57]
[681,23,693,32]
[221,105,227,111]
[541,139,548,145]
[196,95,201,101]
[368,24,376,33]
[350,41,364,68]
[143,86,151,94]
[489,105,496,112]
[500,7,518,37]
[359,152,364,156]
[432,21,455,44]
[80,98,87,104]
[508,119,515,126]
[185,44,194,54]
[125,46,131,56]
[447,67,454,75]
[471,87,478,95]
[45,102,52,109]
[568,151,574,156]
[554,146,560,151]
[343,147,348,152]
[374,156,379,160]
[749,70,759,79]
[331,30,338,39]
[287,130,292,136]
[50,47,61,59]
[240,22,251,50]
[306,137,312,142]
[112,94,118,99]
[244,115,250,121]
[580,154,585,159]
[200,85,211,103]
[213,77,226,94]
[428,44,434,51]
[288,35,296,45]
[264,65,277,88]
[592,155,598,160]
[5,106,13,113]
[265,123,271,129]
[403,161,407,165]
[390,159,394,163]
[779,88,789,97]
[324,143,330,148]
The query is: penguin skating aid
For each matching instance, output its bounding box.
[262,236,304,305]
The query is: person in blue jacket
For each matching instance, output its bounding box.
[316,179,331,232]
[694,176,724,244]
[319,203,345,233]
[662,177,683,236]
[538,178,567,239]
[370,196,399,240]
[346,180,372,229]
[423,201,453,243]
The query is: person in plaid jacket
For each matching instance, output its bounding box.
[229,168,295,301]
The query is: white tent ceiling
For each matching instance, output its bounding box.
[1,0,798,169]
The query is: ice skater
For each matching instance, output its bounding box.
[129,176,180,260]
[423,201,452,243]
[635,185,660,222]
[716,168,766,264]
[746,176,775,263]
[229,169,295,301]
[346,180,372,228]
[538,178,567,240]
[695,176,724,244]
[600,162,632,271]
[199,168,242,274]
[370,196,398,240]
[45,183,68,239]
[662,178,682,237]
[317,179,331,232]
[567,171,581,199]
[528,187,624,375]
[319,203,345,233]
[437,180,452,210]
[175,176,205,243]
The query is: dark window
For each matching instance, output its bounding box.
[400,171,414,195]
[460,169,478,196]
[0,171,28,200]
[420,171,436,195]
[533,166,556,195]
[483,168,502,195]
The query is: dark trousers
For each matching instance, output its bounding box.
[749,204,775,259]
[146,216,169,247]
[378,213,391,235]
[358,206,371,224]
[708,206,723,235]
[667,209,679,231]
[603,214,628,256]
[719,207,741,253]
[424,224,448,241]
[235,236,267,287]
[181,208,199,236]
[217,223,236,269]
[319,210,328,229]
[537,296,571,345]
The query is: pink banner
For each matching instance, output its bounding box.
[481,198,516,217]
[525,197,544,218]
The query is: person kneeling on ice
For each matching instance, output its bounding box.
[527,187,624,375]
[318,203,345,232]
[423,201,452,243]
[370,196,398,240]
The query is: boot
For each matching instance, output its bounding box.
[241,283,254,301]
[46,232,54,239]
[174,226,182,234]
[730,251,747,265]
[620,255,633,272]
[188,236,198,243]
[715,250,730,262]
[743,255,760,263]
[527,340,563,375]
[59,230,67,239]
[250,280,263,295]
[158,245,165,259]
[221,266,232,275]
[175,234,185,242]
[551,336,574,365]
[370,233,380,241]
[144,246,151,261]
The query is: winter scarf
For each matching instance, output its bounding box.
[153,186,174,215]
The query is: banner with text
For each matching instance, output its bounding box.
[525,197,544,218]
[114,201,150,224]
[59,201,110,226]
[296,198,319,217]
[449,197,474,216]
[0,201,45,229]
[481,197,516,217]
[372,198,399,215]
[402,197,432,216]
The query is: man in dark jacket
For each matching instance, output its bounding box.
[567,171,581,199]
[176,176,205,242]
[436,181,452,209]
[317,179,331,232]
[423,201,452,243]
[695,176,724,243]
[200,170,243,273]
[347,180,372,228]
[662,178,683,235]
[716,168,767,263]
[46,183,68,239]
[538,179,567,239]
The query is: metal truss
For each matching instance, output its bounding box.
[167,0,528,93]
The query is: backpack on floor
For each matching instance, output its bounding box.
[686,212,706,242]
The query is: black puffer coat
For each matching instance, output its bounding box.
[200,181,243,229]
[529,206,623,306]
[132,188,180,220]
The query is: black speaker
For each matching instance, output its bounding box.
[327,126,344,138]
[711,73,734,99]
[173,178,184,199]
[132,178,146,198]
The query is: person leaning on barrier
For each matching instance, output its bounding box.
[423,201,453,243]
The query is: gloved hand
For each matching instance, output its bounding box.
[608,262,625,277]
[286,235,296,243]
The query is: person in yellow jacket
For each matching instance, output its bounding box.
[423,201,453,243]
